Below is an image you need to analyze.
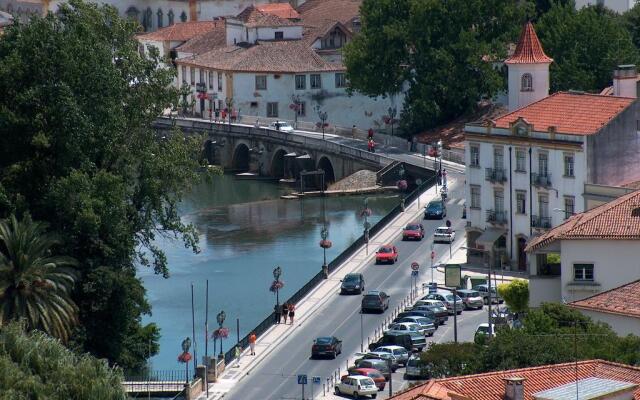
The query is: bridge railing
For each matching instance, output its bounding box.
[123,369,186,393]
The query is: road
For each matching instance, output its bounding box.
[226,180,487,400]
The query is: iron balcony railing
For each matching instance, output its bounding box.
[531,215,552,229]
[531,172,552,188]
[486,209,508,224]
[485,168,507,183]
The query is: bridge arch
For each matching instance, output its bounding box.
[271,148,288,178]
[317,156,336,189]
[203,139,215,164]
[232,143,250,172]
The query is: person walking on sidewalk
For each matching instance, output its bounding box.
[288,303,296,325]
[234,345,242,367]
[274,304,282,324]
[282,303,289,324]
[248,332,257,355]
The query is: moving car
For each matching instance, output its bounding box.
[311,336,342,359]
[335,375,379,398]
[341,273,365,295]
[424,200,446,219]
[405,356,428,379]
[375,245,398,264]
[473,284,503,304]
[353,359,391,380]
[424,293,463,315]
[395,316,437,336]
[434,226,455,243]
[372,345,410,366]
[361,291,390,313]
[344,369,386,391]
[268,121,294,133]
[457,289,484,310]
[402,223,425,241]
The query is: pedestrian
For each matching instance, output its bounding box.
[282,303,289,324]
[351,124,357,139]
[437,169,442,186]
[248,332,257,355]
[234,345,242,367]
[288,303,296,325]
[274,303,282,324]
[367,128,374,140]
[367,139,373,152]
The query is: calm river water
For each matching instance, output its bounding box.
[138,174,398,371]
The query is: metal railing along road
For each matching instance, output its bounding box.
[123,370,186,393]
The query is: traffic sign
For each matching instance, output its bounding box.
[312,376,321,384]
[411,262,420,271]
[411,270,419,276]
[298,375,307,385]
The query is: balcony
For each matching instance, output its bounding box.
[486,209,508,225]
[195,82,207,93]
[531,173,552,188]
[485,168,507,183]
[531,215,552,229]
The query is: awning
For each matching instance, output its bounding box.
[476,228,506,248]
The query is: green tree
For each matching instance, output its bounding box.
[344,0,526,135]
[0,321,126,400]
[420,342,481,378]
[497,279,529,313]
[623,4,640,49]
[537,3,640,92]
[527,0,575,20]
[0,215,78,343]
[0,0,214,370]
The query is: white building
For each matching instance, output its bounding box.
[137,20,223,62]
[463,22,640,273]
[574,0,638,13]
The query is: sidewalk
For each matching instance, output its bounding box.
[197,178,463,400]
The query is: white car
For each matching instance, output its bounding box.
[335,375,378,398]
[385,322,422,335]
[269,121,294,133]
[434,226,455,243]
[474,323,496,341]
[373,345,409,366]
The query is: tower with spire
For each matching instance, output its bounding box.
[505,21,553,111]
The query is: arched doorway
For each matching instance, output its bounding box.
[203,140,215,165]
[232,143,250,172]
[517,237,527,271]
[317,156,336,190]
[271,149,287,178]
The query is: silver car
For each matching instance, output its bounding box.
[424,293,463,315]
[457,289,484,310]
[373,345,409,366]
[395,316,436,336]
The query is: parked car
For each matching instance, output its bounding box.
[361,291,390,313]
[354,359,391,380]
[344,369,386,391]
[402,223,425,241]
[412,301,449,325]
[424,200,446,219]
[382,331,427,352]
[474,323,496,343]
[341,273,365,295]
[424,292,463,315]
[311,336,342,359]
[335,375,379,398]
[456,289,484,310]
[268,121,294,133]
[473,284,503,304]
[355,352,399,371]
[396,309,438,324]
[372,345,410,366]
[385,322,423,336]
[395,316,437,336]
[375,245,398,264]
[434,226,455,243]
[405,356,429,379]
[369,332,419,353]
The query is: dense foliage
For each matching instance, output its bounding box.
[0,322,126,400]
[420,304,640,378]
[0,0,210,370]
[497,279,529,313]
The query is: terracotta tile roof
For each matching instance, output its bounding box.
[137,21,219,42]
[175,21,226,55]
[505,22,553,64]
[176,40,345,73]
[391,360,640,400]
[235,5,298,28]
[297,0,362,29]
[493,92,635,135]
[256,3,300,20]
[303,20,353,46]
[526,189,640,252]
[569,280,640,319]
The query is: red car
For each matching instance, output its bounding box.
[344,369,386,391]
[376,245,398,264]
[402,223,425,241]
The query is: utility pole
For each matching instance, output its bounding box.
[453,288,458,343]
[486,261,493,337]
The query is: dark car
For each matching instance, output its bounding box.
[396,309,437,322]
[369,331,424,353]
[354,359,391,380]
[424,200,446,219]
[412,305,449,325]
[311,336,342,359]
[402,223,425,241]
[362,291,390,313]
[341,273,365,294]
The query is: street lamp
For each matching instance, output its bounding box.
[397,165,407,212]
[437,139,443,174]
[180,337,192,385]
[316,106,328,141]
[273,266,282,307]
[361,197,372,254]
[320,227,330,275]
[388,107,397,137]
[216,311,226,356]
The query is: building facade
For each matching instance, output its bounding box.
[574,0,637,13]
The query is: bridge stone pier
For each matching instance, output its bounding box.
[155,118,393,187]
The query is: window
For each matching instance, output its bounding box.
[516,191,526,214]
[335,73,346,88]
[190,67,195,85]
[516,149,526,172]
[181,66,187,83]
[296,102,306,117]
[470,145,480,167]
[180,10,187,22]
[199,69,205,85]
[564,153,575,177]
[295,75,306,90]
[208,71,213,89]
[564,196,575,219]
[471,185,481,209]
[310,74,322,89]
[538,194,549,218]
[493,147,503,170]
[168,9,174,25]
[255,75,267,90]
[573,263,594,281]
[538,153,548,176]
[267,102,278,118]
[217,72,223,91]
[157,9,163,28]
[274,31,283,40]
[494,189,504,213]
[521,73,533,91]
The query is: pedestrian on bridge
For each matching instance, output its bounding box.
[248,332,257,355]
[282,303,289,324]
[274,304,282,324]
[288,303,296,325]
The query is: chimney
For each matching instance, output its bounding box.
[613,64,637,98]
[189,0,197,21]
[504,377,526,400]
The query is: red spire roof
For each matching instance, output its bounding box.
[505,21,553,64]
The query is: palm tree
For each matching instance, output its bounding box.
[0,214,79,342]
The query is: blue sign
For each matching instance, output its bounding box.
[411,270,419,276]
[428,282,437,293]
[298,375,308,385]
[312,376,321,384]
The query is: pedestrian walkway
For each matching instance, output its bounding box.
[196,177,463,400]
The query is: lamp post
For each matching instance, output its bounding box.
[397,165,406,212]
[216,311,226,357]
[273,266,282,308]
[437,139,443,173]
[320,227,329,272]
[181,337,192,385]
[316,106,328,141]
[388,107,397,137]
[361,197,372,255]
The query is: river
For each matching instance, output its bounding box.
[138,174,398,371]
